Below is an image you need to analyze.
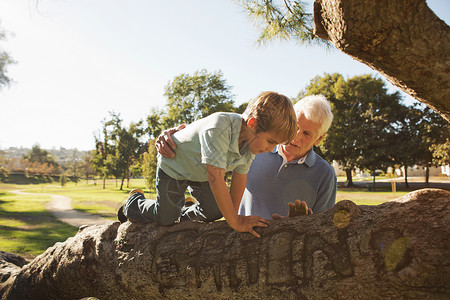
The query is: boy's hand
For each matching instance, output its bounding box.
[234,215,269,238]
[155,124,186,158]
[272,200,313,220]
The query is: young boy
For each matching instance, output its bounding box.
[118,91,297,238]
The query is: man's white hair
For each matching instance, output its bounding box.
[294,95,333,135]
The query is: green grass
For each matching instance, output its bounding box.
[25,180,157,220]
[337,189,409,205]
[0,187,77,260]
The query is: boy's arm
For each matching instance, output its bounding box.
[230,171,247,213]
[206,164,268,238]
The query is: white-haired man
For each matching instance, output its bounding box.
[155,95,336,220]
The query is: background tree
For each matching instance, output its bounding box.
[80,152,95,184]
[430,139,450,167]
[413,106,449,186]
[146,107,165,139]
[389,103,424,188]
[300,73,404,188]
[0,149,9,181]
[91,115,116,189]
[22,145,58,167]
[0,22,15,89]
[162,69,235,127]
[110,119,145,190]
[92,112,145,190]
[141,139,158,190]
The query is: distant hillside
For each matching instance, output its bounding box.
[2,147,91,166]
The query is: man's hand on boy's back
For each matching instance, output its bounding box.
[155,124,186,158]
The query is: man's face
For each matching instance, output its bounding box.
[280,113,324,159]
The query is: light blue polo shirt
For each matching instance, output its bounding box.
[159,112,255,182]
[238,146,336,219]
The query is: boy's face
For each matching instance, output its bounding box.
[247,130,281,155]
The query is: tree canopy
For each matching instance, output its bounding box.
[147,69,237,138]
[0,22,15,90]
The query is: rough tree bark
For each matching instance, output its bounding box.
[313,0,450,122]
[0,188,449,299]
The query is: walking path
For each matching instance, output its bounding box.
[11,190,110,227]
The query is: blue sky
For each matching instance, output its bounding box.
[0,0,449,151]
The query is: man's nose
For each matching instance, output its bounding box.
[292,130,302,142]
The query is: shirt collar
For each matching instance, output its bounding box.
[275,145,316,167]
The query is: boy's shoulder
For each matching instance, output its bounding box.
[198,112,242,129]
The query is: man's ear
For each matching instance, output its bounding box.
[246,117,258,129]
[314,133,326,146]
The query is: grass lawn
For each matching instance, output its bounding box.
[0,184,78,260]
[337,189,409,205]
[24,179,156,220]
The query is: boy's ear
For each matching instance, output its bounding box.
[246,117,258,129]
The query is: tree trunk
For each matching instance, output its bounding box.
[1,189,449,299]
[404,164,409,189]
[344,168,353,187]
[372,168,376,191]
[120,177,125,191]
[313,0,450,122]
[425,165,430,187]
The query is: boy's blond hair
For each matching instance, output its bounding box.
[243,91,297,144]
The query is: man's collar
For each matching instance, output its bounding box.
[275,145,316,167]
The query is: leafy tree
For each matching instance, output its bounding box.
[92,112,145,190]
[0,149,9,181]
[110,120,145,190]
[146,107,165,139]
[162,69,235,127]
[234,0,327,46]
[0,22,15,90]
[59,173,67,187]
[431,139,450,167]
[413,106,449,186]
[141,139,158,190]
[80,151,95,184]
[388,103,425,188]
[91,115,116,189]
[301,73,403,188]
[23,145,58,166]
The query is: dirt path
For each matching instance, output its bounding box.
[11,190,110,227]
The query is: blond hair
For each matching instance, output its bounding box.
[243,91,297,144]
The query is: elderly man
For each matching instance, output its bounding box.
[156,94,336,219]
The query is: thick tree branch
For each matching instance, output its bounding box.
[0,189,449,299]
[314,0,450,122]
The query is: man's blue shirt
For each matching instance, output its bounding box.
[238,146,336,219]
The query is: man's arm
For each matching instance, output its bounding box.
[155,124,186,158]
[206,164,268,238]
